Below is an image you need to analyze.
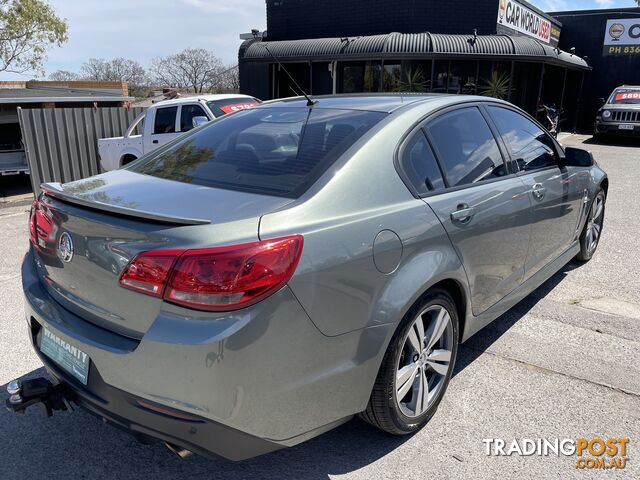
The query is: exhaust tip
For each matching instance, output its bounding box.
[164,442,193,459]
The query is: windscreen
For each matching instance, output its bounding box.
[207,98,261,116]
[608,88,640,105]
[130,107,387,198]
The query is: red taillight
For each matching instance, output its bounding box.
[29,198,38,245]
[119,250,180,297]
[118,235,303,311]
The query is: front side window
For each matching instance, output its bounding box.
[131,107,387,198]
[180,104,208,132]
[153,106,178,134]
[400,132,445,195]
[426,107,507,187]
[487,106,558,172]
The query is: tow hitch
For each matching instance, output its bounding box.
[5,378,73,417]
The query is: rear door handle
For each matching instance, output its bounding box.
[152,140,159,144]
[532,183,546,200]
[450,204,475,224]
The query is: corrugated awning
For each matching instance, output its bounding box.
[241,32,590,70]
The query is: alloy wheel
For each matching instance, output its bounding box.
[395,305,454,418]
[585,192,605,255]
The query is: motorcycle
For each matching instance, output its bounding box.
[537,103,562,138]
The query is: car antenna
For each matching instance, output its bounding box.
[263,44,318,107]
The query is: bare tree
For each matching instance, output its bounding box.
[0,0,68,75]
[48,69,79,81]
[150,48,224,93]
[212,64,240,93]
[80,57,147,87]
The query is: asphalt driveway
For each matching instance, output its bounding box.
[0,134,638,479]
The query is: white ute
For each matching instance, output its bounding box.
[98,94,260,171]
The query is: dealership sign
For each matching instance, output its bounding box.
[497,0,559,45]
[603,18,640,56]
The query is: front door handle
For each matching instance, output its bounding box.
[152,139,159,144]
[450,204,475,224]
[532,183,547,200]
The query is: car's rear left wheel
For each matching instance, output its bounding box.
[360,289,459,435]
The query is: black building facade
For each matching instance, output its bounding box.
[551,7,640,130]
[240,0,590,129]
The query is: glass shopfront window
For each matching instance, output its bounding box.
[383,63,401,91]
[382,61,431,92]
[477,61,512,101]
[432,60,451,93]
[449,60,479,95]
[338,61,382,93]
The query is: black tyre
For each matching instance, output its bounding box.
[361,289,459,435]
[576,188,606,262]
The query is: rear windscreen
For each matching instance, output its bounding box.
[130,107,387,198]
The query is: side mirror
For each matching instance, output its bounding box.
[564,146,594,167]
[192,116,210,129]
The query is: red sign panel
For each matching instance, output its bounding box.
[615,92,640,101]
[219,102,259,114]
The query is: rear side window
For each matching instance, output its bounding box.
[132,107,387,198]
[487,106,558,172]
[426,107,507,188]
[153,106,178,134]
[400,132,445,195]
[207,98,260,117]
[180,104,208,132]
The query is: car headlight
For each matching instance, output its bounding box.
[602,110,611,119]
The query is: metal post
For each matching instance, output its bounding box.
[507,61,515,102]
[332,61,337,94]
[559,68,567,115]
[429,59,435,93]
[309,61,313,95]
[573,71,585,133]
[535,63,545,117]
[271,63,276,99]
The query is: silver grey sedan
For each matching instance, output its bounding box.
[13,94,607,461]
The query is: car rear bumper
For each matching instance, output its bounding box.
[22,248,382,460]
[29,334,281,461]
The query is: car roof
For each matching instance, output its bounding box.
[154,94,256,107]
[258,93,508,113]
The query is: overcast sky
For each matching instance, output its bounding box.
[0,0,636,80]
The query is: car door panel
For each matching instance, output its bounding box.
[419,106,532,316]
[485,105,584,280]
[518,167,583,279]
[143,105,179,154]
[425,179,531,315]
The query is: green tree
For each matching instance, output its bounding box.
[0,0,67,75]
